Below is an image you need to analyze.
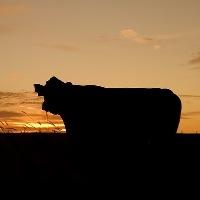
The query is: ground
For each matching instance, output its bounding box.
[0,132,198,183]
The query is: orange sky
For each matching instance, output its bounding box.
[0,0,200,133]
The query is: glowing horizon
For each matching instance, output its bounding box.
[0,89,198,133]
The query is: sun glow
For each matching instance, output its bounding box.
[0,120,65,133]
[14,122,64,128]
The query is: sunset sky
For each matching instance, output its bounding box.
[0,0,200,133]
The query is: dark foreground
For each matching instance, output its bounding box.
[0,133,198,186]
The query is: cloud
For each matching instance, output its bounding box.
[98,28,181,50]
[0,91,40,99]
[180,115,191,120]
[40,43,80,52]
[180,94,200,98]
[20,101,41,105]
[0,111,23,118]
[155,33,181,41]
[188,52,200,65]
[120,29,138,39]
[3,102,17,106]
[120,28,154,45]
[97,35,120,43]
[119,28,183,50]
[0,3,28,16]
[0,91,42,110]
[181,111,200,119]
[153,45,161,50]
[0,91,25,99]
[133,36,153,44]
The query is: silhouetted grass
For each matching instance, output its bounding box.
[20,110,63,133]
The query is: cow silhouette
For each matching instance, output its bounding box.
[34,76,181,145]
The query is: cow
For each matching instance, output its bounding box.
[34,76,182,146]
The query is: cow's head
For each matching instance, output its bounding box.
[34,76,73,116]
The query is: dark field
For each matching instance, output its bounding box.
[0,132,199,185]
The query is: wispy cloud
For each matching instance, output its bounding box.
[97,35,120,43]
[188,52,200,66]
[0,3,28,16]
[181,115,191,120]
[40,43,80,53]
[0,110,23,118]
[120,29,154,45]
[99,28,181,50]
[0,91,25,99]
[155,33,181,41]
[0,91,42,109]
[20,101,41,105]
[0,91,61,118]
[181,111,200,119]
[180,94,200,98]
[153,45,161,50]
[120,29,182,43]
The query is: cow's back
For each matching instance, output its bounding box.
[63,88,181,145]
